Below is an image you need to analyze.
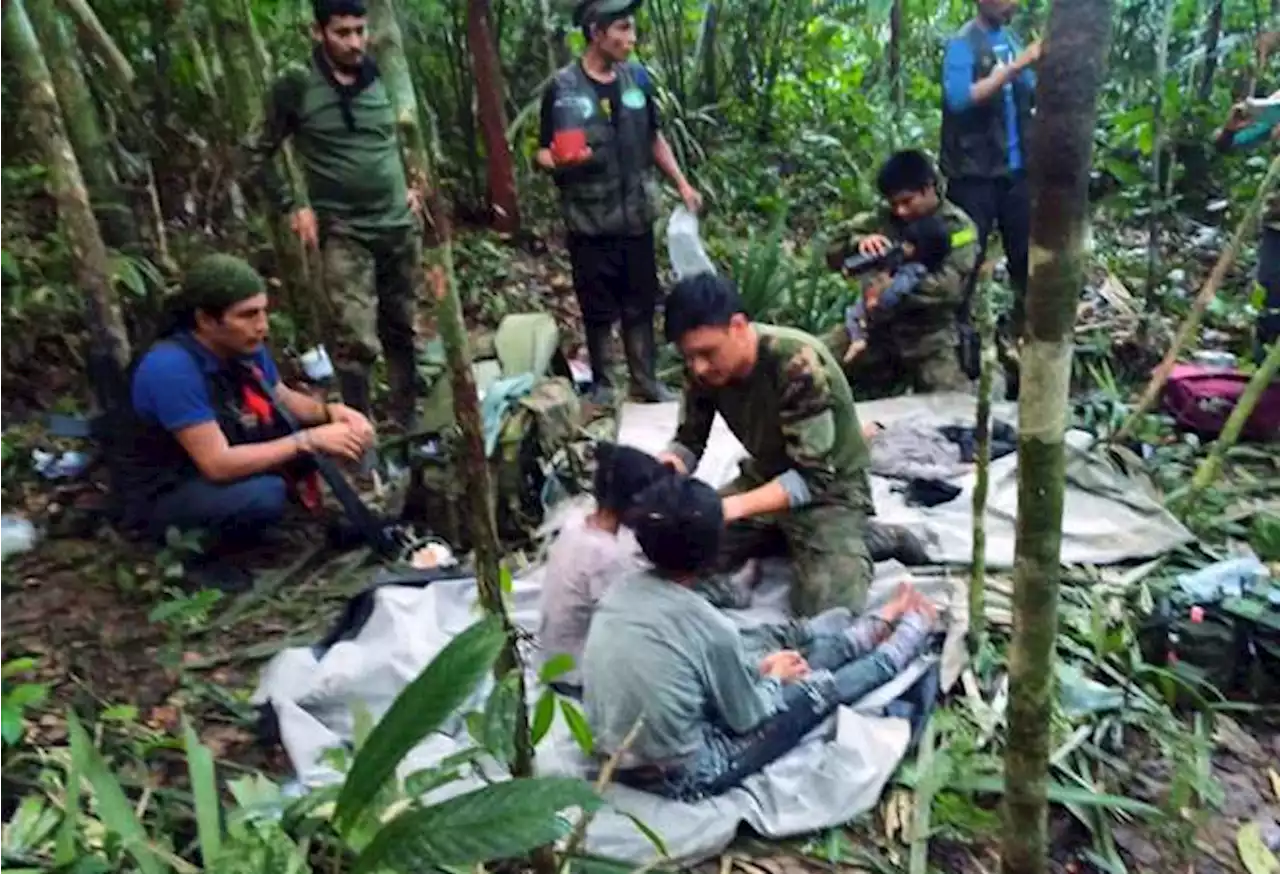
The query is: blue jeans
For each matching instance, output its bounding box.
[148,475,288,545]
[630,647,898,802]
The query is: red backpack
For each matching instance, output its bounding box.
[1162,364,1280,442]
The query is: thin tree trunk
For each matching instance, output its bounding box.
[56,0,135,90]
[1145,0,1176,299]
[1115,153,1280,443]
[539,0,558,78]
[698,0,720,107]
[368,0,434,205]
[1184,341,1280,499]
[29,0,138,250]
[889,0,903,109]
[970,275,996,652]
[1002,2,1112,872]
[1198,0,1225,101]
[4,0,131,378]
[467,0,522,233]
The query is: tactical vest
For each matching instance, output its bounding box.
[550,61,659,238]
[939,21,1034,181]
[108,334,289,528]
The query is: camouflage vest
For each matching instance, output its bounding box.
[550,61,659,237]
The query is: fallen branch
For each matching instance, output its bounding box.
[561,718,645,867]
[1183,342,1280,501]
[57,0,135,89]
[1114,153,1280,443]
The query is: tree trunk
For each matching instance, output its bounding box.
[367,0,434,211]
[1197,0,1224,102]
[56,0,135,90]
[698,0,720,108]
[889,0,903,109]
[1001,2,1112,873]
[969,275,997,652]
[1145,0,1176,299]
[467,0,522,233]
[29,1,138,251]
[4,0,131,379]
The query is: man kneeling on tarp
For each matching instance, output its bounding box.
[582,474,936,801]
[113,255,375,565]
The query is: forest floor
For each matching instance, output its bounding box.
[2,233,1278,874]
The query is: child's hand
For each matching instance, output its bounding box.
[843,339,867,363]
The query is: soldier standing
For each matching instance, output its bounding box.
[244,0,425,430]
[536,0,701,404]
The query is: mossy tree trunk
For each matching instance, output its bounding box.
[29,1,138,250]
[1001,2,1112,873]
[4,0,132,381]
[970,275,997,651]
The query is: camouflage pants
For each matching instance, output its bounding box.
[824,323,971,400]
[716,477,873,617]
[321,224,425,391]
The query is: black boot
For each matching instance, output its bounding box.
[622,320,677,403]
[865,521,931,566]
[385,349,423,433]
[583,322,615,405]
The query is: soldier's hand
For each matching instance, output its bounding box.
[291,207,319,249]
[678,181,703,214]
[1016,39,1042,69]
[857,234,893,258]
[1225,103,1251,133]
[843,339,867,363]
[406,188,424,216]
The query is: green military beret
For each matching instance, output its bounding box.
[573,0,642,27]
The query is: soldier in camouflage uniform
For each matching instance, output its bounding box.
[657,273,891,617]
[242,0,425,428]
[826,151,979,398]
[1216,48,1280,360]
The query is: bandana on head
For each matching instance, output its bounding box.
[181,254,266,315]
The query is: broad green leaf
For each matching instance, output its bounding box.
[530,689,556,745]
[353,777,602,874]
[184,720,222,865]
[334,616,506,833]
[2,702,23,745]
[538,653,576,683]
[559,699,594,755]
[55,732,81,866]
[403,748,486,799]
[1,658,36,679]
[66,712,167,874]
[481,671,521,766]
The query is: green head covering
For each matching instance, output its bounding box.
[573,0,642,29]
[182,254,266,315]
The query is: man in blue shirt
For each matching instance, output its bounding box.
[940,0,1040,380]
[115,255,375,556]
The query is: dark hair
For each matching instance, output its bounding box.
[313,0,367,25]
[624,476,724,574]
[663,272,746,344]
[592,442,671,514]
[877,150,938,199]
[901,215,952,272]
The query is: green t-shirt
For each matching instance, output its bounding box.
[243,58,413,238]
[669,323,873,511]
[582,569,781,765]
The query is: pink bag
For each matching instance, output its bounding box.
[1162,364,1280,441]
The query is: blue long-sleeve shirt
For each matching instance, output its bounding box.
[942,26,1036,172]
[845,263,929,343]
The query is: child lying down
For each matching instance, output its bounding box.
[582,474,936,802]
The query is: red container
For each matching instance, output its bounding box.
[552,128,588,164]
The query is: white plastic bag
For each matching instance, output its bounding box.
[666,206,716,280]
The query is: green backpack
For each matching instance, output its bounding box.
[1138,571,1280,703]
[402,314,589,551]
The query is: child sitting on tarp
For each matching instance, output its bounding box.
[582,474,936,801]
[842,213,953,364]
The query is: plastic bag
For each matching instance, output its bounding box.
[666,206,716,280]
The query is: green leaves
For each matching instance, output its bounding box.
[333,616,506,834]
[559,698,594,756]
[183,720,222,866]
[353,777,602,874]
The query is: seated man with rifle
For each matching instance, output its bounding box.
[826,150,980,398]
[113,255,375,555]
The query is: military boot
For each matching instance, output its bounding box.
[865,521,931,566]
[385,348,424,434]
[622,320,677,403]
[335,363,377,474]
[583,322,616,405]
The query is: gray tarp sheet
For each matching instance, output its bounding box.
[253,393,1193,865]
